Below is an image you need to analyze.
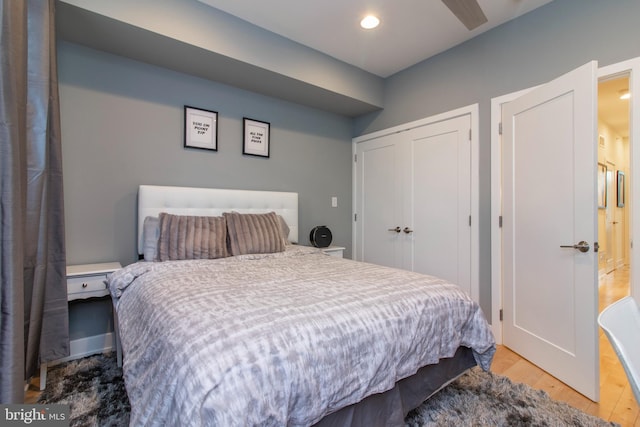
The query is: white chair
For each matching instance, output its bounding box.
[598,296,640,405]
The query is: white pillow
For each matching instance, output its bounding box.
[143,216,160,261]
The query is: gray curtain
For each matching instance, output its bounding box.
[0,0,69,403]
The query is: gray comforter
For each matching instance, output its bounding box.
[109,246,495,426]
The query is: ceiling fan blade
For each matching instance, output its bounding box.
[441,0,488,30]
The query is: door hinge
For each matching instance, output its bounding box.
[499,309,503,321]
[499,215,503,228]
[469,129,472,141]
[354,154,357,162]
[499,122,503,135]
[594,241,599,253]
[468,215,472,226]
[354,213,357,222]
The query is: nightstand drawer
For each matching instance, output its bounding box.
[67,275,109,300]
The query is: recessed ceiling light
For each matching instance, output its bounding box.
[619,89,631,100]
[360,15,380,30]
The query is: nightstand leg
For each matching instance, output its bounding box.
[113,301,122,367]
[39,363,47,391]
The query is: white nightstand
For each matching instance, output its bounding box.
[66,262,120,300]
[40,262,121,390]
[322,246,346,258]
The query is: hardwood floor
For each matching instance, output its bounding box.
[491,266,639,426]
[25,266,639,425]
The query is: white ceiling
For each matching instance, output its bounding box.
[197,0,555,77]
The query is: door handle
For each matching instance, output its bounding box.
[388,227,401,233]
[403,227,414,234]
[560,241,590,253]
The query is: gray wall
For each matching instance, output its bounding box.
[59,41,353,267]
[354,0,640,318]
[59,42,353,338]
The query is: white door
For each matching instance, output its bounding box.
[355,113,473,297]
[355,133,404,268]
[502,62,599,401]
[407,116,471,295]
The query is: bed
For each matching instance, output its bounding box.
[108,185,495,426]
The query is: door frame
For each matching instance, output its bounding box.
[352,104,480,303]
[491,57,640,344]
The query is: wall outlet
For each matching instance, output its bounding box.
[331,196,338,207]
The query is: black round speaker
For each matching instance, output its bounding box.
[309,225,332,248]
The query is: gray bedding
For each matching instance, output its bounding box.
[109,246,495,426]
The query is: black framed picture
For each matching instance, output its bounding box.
[184,106,218,151]
[597,162,607,209]
[243,118,270,158]
[617,170,625,208]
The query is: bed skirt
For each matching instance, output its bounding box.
[313,346,476,427]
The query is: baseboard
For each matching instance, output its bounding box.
[48,332,115,367]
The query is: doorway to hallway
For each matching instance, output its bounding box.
[490,57,640,403]
[597,75,630,280]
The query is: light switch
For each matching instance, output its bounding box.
[331,196,338,207]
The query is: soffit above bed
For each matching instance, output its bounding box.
[55,0,383,118]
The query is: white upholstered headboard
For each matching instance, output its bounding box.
[138,185,299,254]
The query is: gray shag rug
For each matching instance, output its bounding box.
[39,353,617,427]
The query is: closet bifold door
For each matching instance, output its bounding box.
[405,115,472,296]
[354,132,405,269]
[354,114,472,297]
